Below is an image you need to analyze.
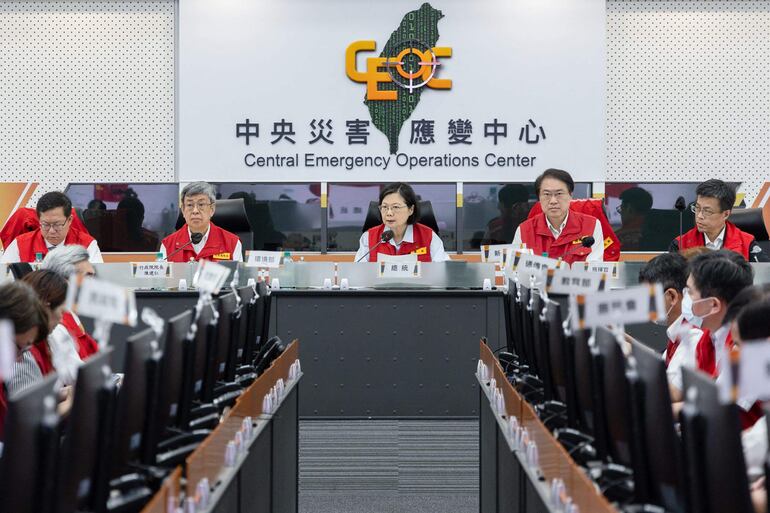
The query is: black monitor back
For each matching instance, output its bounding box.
[193,301,215,403]
[110,329,155,478]
[531,292,553,398]
[519,285,537,373]
[154,309,193,438]
[630,340,686,512]
[545,300,569,405]
[0,373,59,513]
[256,281,270,351]
[595,326,633,467]
[681,367,753,513]
[507,279,525,358]
[227,286,254,380]
[241,287,260,364]
[214,292,237,382]
[56,350,114,513]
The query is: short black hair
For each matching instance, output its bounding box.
[737,296,770,341]
[695,179,736,212]
[725,284,770,328]
[620,187,653,213]
[688,249,753,303]
[534,169,574,196]
[36,191,72,217]
[638,252,687,293]
[498,184,529,207]
[380,182,420,225]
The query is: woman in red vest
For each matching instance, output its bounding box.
[513,169,604,264]
[0,281,50,441]
[355,182,449,263]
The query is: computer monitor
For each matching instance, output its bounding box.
[681,367,753,513]
[192,301,215,404]
[227,286,254,381]
[531,292,553,399]
[630,340,686,512]
[257,281,271,351]
[214,292,237,382]
[0,373,59,513]
[254,337,282,376]
[506,279,525,358]
[518,284,537,373]
[110,329,155,478]
[545,300,569,405]
[571,328,609,459]
[56,350,115,513]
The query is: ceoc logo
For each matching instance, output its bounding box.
[345,39,452,100]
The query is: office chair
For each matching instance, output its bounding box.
[9,262,33,280]
[175,198,253,258]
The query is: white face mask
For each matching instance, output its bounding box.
[681,289,715,328]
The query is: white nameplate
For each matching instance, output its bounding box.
[0,320,14,380]
[546,268,605,295]
[738,340,770,401]
[378,261,421,279]
[193,260,231,294]
[132,262,170,278]
[480,244,512,264]
[246,250,282,268]
[579,261,619,279]
[510,251,564,272]
[376,253,417,263]
[569,283,664,331]
[66,276,138,326]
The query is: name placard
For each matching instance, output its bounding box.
[193,260,232,294]
[578,261,619,279]
[246,250,282,268]
[480,244,513,264]
[569,283,664,330]
[66,276,138,326]
[0,320,14,380]
[737,340,770,401]
[510,251,563,273]
[545,268,605,295]
[378,261,421,279]
[132,262,171,278]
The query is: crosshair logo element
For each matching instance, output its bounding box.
[384,39,442,93]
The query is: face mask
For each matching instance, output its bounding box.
[682,289,715,328]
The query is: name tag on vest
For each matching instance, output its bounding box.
[569,283,664,331]
[212,252,231,260]
[132,262,171,278]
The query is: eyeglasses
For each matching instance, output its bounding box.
[183,201,213,212]
[690,204,720,218]
[539,191,568,201]
[379,204,408,214]
[40,219,69,232]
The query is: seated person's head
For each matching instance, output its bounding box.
[685,249,753,331]
[618,187,653,223]
[117,195,145,231]
[0,281,49,359]
[498,184,529,213]
[679,246,712,260]
[21,270,68,333]
[180,182,217,234]
[693,179,735,238]
[42,244,95,278]
[638,252,687,325]
[534,169,574,223]
[379,182,419,231]
[725,284,770,343]
[36,191,73,247]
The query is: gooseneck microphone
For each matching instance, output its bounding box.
[166,232,204,261]
[563,235,595,261]
[355,231,395,262]
[675,196,686,246]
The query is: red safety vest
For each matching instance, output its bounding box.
[61,312,98,359]
[14,227,95,263]
[517,211,598,264]
[30,341,54,376]
[367,223,434,262]
[676,221,755,259]
[161,223,241,263]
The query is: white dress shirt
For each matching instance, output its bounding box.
[511,212,605,261]
[0,237,103,264]
[355,224,449,262]
[663,315,703,393]
[704,226,726,250]
[159,225,244,262]
[743,416,767,481]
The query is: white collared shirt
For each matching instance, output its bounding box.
[355,224,449,262]
[0,237,103,264]
[704,226,726,250]
[159,225,243,262]
[511,212,605,261]
[664,314,703,392]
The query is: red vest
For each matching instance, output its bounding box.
[366,223,434,262]
[161,223,241,263]
[517,211,598,264]
[676,221,754,259]
[30,341,54,376]
[14,227,95,263]
[61,312,98,359]
[665,340,679,368]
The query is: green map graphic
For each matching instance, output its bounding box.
[365,3,444,154]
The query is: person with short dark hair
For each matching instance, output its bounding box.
[160,181,243,262]
[512,169,604,263]
[355,182,448,262]
[669,179,768,261]
[1,191,102,263]
[481,184,530,246]
[615,186,653,250]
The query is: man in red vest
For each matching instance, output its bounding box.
[160,181,243,262]
[512,169,604,264]
[1,191,102,263]
[669,179,768,261]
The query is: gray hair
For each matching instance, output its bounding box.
[181,182,217,204]
[41,245,89,278]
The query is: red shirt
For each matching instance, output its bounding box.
[517,211,598,264]
[366,223,434,262]
[161,223,241,263]
[13,227,95,263]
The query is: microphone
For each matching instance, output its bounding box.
[166,232,204,261]
[355,231,394,263]
[563,236,595,262]
[675,196,686,246]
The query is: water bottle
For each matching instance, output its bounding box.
[156,252,164,262]
[35,252,43,265]
[283,251,293,264]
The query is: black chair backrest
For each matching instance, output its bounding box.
[730,208,769,241]
[361,200,440,234]
[630,340,686,512]
[8,262,33,280]
[681,367,753,513]
[175,198,253,257]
